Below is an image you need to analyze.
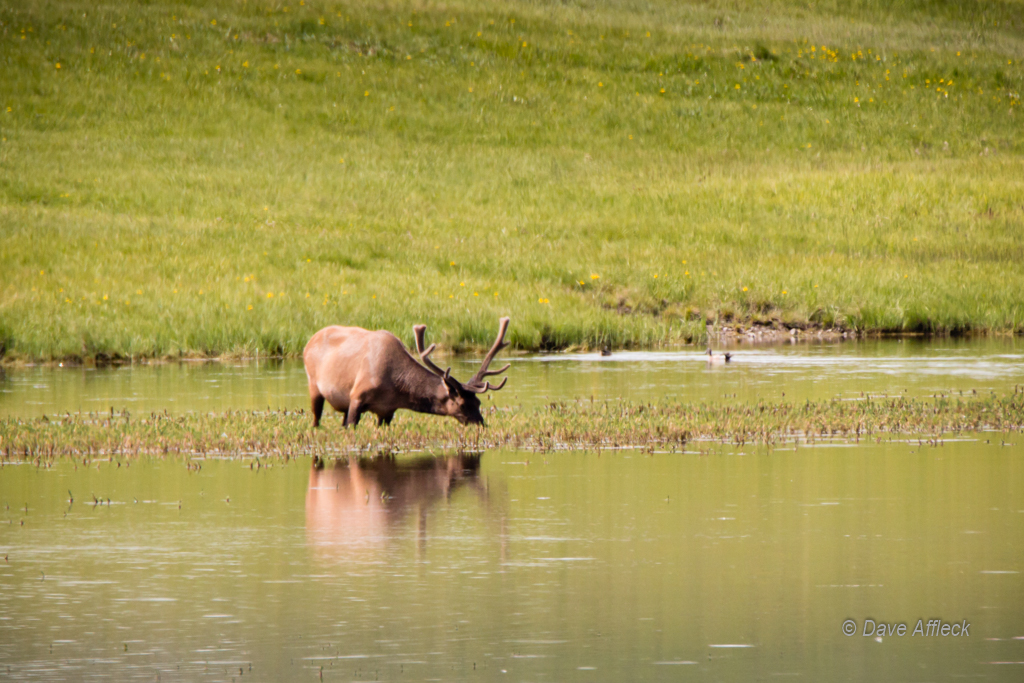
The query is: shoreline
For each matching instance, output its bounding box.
[1,324,1019,368]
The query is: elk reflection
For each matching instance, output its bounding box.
[305,454,490,558]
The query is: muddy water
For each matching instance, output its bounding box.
[2,338,1023,419]
[1,443,1022,681]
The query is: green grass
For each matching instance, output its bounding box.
[3,392,1023,460]
[1,0,1022,361]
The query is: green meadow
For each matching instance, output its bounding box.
[1,0,1022,361]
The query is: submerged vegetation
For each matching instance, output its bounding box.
[1,0,1023,361]
[3,393,1023,461]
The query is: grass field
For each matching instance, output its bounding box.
[1,0,1022,361]
[3,392,1023,460]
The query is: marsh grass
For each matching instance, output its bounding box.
[1,0,1022,361]
[3,392,1023,461]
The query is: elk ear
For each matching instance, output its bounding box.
[442,374,461,399]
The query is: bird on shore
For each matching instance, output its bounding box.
[706,349,732,364]
[600,346,612,357]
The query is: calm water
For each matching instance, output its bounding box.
[1,446,1022,681]
[1,339,1023,680]
[2,338,1024,419]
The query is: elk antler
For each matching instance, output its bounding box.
[413,324,450,379]
[464,317,511,393]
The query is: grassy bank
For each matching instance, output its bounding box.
[3,393,1023,460]
[1,0,1022,361]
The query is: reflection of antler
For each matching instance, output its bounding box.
[465,317,510,393]
[412,324,450,380]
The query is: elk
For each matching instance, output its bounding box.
[303,317,510,428]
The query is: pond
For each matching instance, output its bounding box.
[1,445,1022,681]
[1,338,1023,681]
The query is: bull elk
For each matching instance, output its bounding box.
[303,317,511,427]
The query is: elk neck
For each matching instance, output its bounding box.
[394,356,457,416]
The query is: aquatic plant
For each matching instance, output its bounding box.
[2,393,1022,462]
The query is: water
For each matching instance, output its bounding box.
[1,446,1021,681]
[2,338,1024,419]
[1,339,1023,680]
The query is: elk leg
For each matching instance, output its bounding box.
[311,394,325,428]
[345,400,364,428]
[377,412,395,427]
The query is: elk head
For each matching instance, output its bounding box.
[413,317,511,426]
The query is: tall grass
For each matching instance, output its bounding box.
[1,0,1022,361]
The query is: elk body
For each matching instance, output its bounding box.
[303,317,510,428]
